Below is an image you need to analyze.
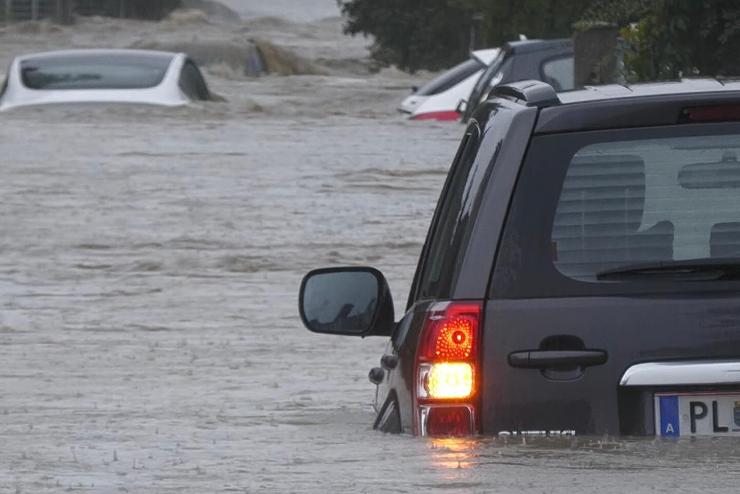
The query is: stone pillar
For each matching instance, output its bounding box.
[4,0,12,23]
[57,0,74,24]
[574,22,619,87]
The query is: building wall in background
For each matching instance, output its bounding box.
[0,0,181,23]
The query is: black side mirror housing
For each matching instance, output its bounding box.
[298,267,395,337]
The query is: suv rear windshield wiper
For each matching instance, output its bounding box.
[595,258,740,281]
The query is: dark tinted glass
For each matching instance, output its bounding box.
[541,56,575,91]
[21,53,173,90]
[416,59,483,96]
[178,60,210,101]
[492,123,740,298]
[553,135,740,280]
[416,124,482,300]
[301,271,379,334]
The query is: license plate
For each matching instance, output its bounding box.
[655,392,740,437]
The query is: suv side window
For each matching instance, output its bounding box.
[541,56,575,91]
[414,124,482,301]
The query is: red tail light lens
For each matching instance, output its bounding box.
[415,301,482,436]
[680,104,740,123]
[422,406,474,436]
[418,302,479,361]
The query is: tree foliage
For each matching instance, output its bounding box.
[473,0,591,46]
[618,0,740,81]
[339,0,592,72]
[339,0,474,72]
[339,0,740,79]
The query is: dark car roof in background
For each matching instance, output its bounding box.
[534,78,740,133]
[504,38,572,54]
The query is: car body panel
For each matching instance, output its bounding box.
[408,69,483,121]
[400,48,500,119]
[461,39,574,122]
[481,296,740,435]
[0,49,191,111]
[374,300,434,434]
[536,80,740,134]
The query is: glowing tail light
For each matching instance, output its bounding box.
[420,362,473,399]
[414,301,482,436]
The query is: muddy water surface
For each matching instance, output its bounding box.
[1,6,739,494]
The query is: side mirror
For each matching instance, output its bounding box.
[299,267,395,337]
[455,99,468,114]
[411,86,418,93]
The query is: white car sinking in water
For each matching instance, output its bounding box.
[0,49,211,111]
[399,48,499,121]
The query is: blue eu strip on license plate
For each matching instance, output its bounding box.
[658,395,680,437]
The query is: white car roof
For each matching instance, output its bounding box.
[0,48,189,111]
[16,48,179,61]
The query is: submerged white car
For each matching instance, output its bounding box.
[0,49,211,111]
[399,48,499,121]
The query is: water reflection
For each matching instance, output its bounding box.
[428,437,480,471]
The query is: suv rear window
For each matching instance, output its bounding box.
[20,53,173,90]
[492,122,740,298]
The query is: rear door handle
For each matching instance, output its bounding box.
[509,350,607,369]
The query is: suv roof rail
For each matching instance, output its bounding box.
[492,80,560,108]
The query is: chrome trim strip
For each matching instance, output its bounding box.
[620,361,740,386]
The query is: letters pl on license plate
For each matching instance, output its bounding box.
[655,392,740,437]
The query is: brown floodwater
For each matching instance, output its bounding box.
[1,5,739,493]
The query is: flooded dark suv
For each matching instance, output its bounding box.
[299,79,740,437]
